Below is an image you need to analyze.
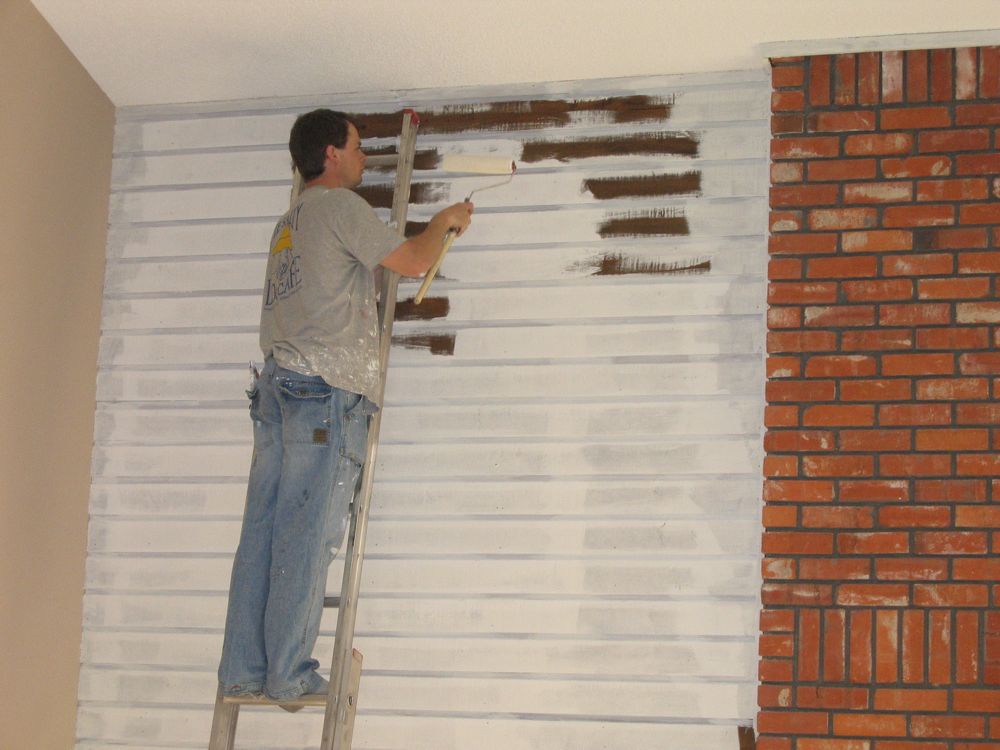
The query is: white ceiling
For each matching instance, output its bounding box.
[30,0,1000,108]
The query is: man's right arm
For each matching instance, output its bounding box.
[380,202,474,277]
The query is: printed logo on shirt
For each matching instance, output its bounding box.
[264,206,304,308]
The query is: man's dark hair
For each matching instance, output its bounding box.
[289,109,358,181]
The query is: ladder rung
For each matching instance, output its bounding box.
[323,595,340,608]
[222,692,327,708]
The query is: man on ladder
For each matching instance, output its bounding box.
[217,109,472,708]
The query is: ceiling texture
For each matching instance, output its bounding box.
[29,0,1000,107]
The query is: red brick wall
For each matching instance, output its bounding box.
[761,46,1000,749]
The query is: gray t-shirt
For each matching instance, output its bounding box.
[259,186,402,405]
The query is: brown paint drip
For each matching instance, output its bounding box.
[351,95,673,138]
[584,171,702,199]
[394,296,450,321]
[356,182,450,209]
[598,209,690,238]
[738,726,756,750]
[392,333,456,355]
[521,132,699,163]
[590,253,710,276]
[364,146,441,171]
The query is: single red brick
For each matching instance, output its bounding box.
[799,557,871,580]
[764,531,835,555]
[767,356,802,378]
[849,609,873,683]
[840,379,912,402]
[920,277,991,300]
[956,47,979,100]
[769,330,838,353]
[955,505,1000,526]
[961,353,1000,374]
[835,53,858,105]
[760,633,795,657]
[758,684,792,708]
[874,688,947,711]
[838,532,909,555]
[882,155,951,178]
[764,429,833,452]
[923,227,988,250]
[910,715,985,739]
[916,378,989,400]
[958,251,1000,273]
[842,329,914,351]
[845,132,912,156]
[916,428,990,451]
[881,106,951,130]
[880,302,951,326]
[840,479,910,502]
[803,504,874,526]
[906,49,929,102]
[883,205,955,228]
[958,610,980,683]
[956,102,1000,125]
[772,64,806,88]
[804,305,876,327]
[834,712,906,737]
[768,307,802,329]
[764,479,835,502]
[981,46,1000,97]
[765,405,797,430]
[769,257,803,279]
[880,453,953,477]
[876,609,901,683]
[915,478,987,502]
[763,582,834,606]
[797,606,822,680]
[839,429,911,451]
[858,51,880,105]
[799,738,870,750]
[842,230,913,253]
[953,689,1000,712]
[956,153,1000,175]
[804,405,875,427]
[882,51,904,104]
[772,116,806,134]
[954,557,1000,579]
[928,610,952,684]
[879,404,951,426]
[879,506,951,528]
[756,736,792,750]
[957,403,1000,424]
[919,128,992,153]
[758,710,830,735]
[770,210,803,233]
[805,355,877,378]
[797,686,869,711]
[807,255,877,279]
[916,583,989,608]
[769,233,839,255]
[763,505,800,528]
[769,281,838,305]
[808,158,877,182]
[824,608,848,681]
[772,136,841,160]
[956,453,1000,476]
[772,89,805,111]
[772,184,840,207]
[767,380,837,402]
[917,177,989,201]
[902,609,928,683]
[882,353,954,376]
[882,252,953,276]
[916,327,990,351]
[838,583,910,606]
[930,48,954,102]
[809,110,874,133]
[772,161,804,183]
[844,181,913,204]
[760,608,795,632]
[809,207,878,230]
[876,557,949,581]
[961,203,1000,224]
[764,455,798,477]
[915,531,988,555]
[844,279,913,302]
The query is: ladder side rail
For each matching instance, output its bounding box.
[322,109,420,750]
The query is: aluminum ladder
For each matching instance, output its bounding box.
[208,109,421,750]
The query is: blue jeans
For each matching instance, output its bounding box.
[218,357,371,700]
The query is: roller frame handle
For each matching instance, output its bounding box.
[414,230,457,304]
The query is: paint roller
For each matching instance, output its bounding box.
[413,155,516,304]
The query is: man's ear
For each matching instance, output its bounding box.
[324,143,338,165]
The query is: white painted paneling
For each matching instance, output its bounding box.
[81,71,767,749]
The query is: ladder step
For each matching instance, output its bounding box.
[222,692,327,708]
[323,595,340,608]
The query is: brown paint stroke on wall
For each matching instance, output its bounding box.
[404,220,428,237]
[394,296,450,321]
[738,726,757,750]
[521,132,700,163]
[391,333,456,355]
[356,182,451,209]
[587,253,711,276]
[365,146,442,171]
[598,209,690,238]
[584,171,702,199]
[353,95,674,138]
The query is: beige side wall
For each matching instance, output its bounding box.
[0,1,113,746]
